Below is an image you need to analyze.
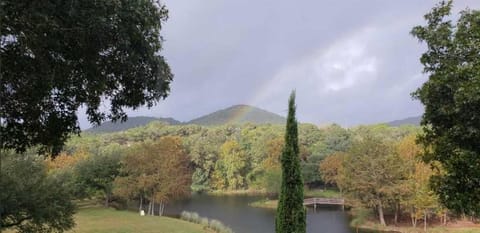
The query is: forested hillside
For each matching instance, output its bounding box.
[86,116,181,133]
[386,116,421,127]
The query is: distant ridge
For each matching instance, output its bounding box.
[86,116,181,133]
[386,115,422,127]
[84,105,287,132]
[187,104,286,126]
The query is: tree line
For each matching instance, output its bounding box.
[63,121,419,194]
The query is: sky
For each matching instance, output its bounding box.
[78,0,480,129]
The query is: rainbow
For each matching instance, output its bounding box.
[224,104,255,125]
[224,75,288,124]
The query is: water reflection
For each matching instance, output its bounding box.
[163,194,355,233]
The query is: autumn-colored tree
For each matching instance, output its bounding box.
[114,136,191,215]
[263,137,284,170]
[340,135,405,226]
[45,149,90,171]
[397,135,440,230]
[211,140,249,190]
[259,137,284,194]
[319,152,345,191]
[409,162,439,231]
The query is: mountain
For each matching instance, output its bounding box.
[86,116,181,133]
[386,115,422,127]
[188,105,286,126]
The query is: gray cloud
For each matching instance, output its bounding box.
[78,0,480,128]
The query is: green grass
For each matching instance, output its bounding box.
[304,188,341,198]
[67,207,211,233]
[249,199,278,209]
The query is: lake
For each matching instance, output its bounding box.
[162,194,367,233]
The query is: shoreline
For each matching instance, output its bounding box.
[249,199,480,233]
[355,221,480,233]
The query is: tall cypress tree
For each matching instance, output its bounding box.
[275,91,306,233]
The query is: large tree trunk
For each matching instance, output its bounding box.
[105,194,109,207]
[147,200,152,216]
[378,202,386,226]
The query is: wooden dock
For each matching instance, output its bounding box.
[303,197,345,211]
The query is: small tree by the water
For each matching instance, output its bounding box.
[275,91,306,233]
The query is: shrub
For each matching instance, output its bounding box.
[179,211,235,233]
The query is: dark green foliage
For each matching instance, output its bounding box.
[0,0,173,154]
[0,150,76,232]
[301,154,323,185]
[411,0,480,215]
[188,105,286,126]
[74,147,122,206]
[275,91,306,233]
[86,117,181,133]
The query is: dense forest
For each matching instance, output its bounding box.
[39,120,450,228]
[64,122,418,192]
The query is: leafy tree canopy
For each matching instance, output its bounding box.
[0,0,173,154]
[411,0,480,215]
[0,150,76,232]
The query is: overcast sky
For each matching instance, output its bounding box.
[78,0,480,129]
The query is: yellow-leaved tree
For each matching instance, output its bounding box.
[114,136,191,216]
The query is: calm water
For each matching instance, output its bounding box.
[162,194,359,233]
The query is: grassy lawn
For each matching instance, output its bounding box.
[67,207,211,233]
[305,188,341,198]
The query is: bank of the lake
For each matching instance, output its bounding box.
[67,207,211,233]
[248,191,480,233]
[357,221,480,233]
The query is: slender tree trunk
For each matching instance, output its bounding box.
[378,202,386,226]
[394,203,399,225]
[411,207,417,227]
[444,212,447,225]
[152,201,156,216]
[423,210,427,232]
[139,196,143,212]
[159,201,165,216]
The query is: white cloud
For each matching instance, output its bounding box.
[254,27,379,107]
